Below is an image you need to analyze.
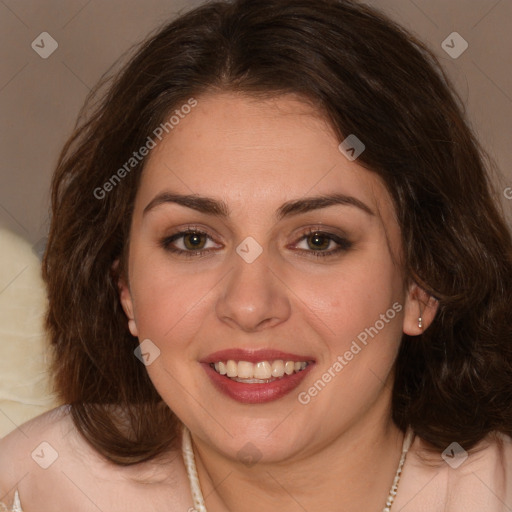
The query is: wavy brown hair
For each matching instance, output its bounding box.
[43,0,512,464]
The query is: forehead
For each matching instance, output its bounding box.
[136,92,395,226]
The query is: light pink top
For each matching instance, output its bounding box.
[1,430,511,511]
[393,430,512,511]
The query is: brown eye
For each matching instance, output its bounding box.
[160,229,223,257]
[183,232,207,250]
[306,232,331,251]
[293,229,353,258]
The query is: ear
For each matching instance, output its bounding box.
[403,281,438,336]
[113,259,138,338]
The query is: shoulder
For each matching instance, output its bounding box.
[0,406,192,511]
[447,432,512,510]
[463,431,512,491]
[0,406,72,508]
[0,406,71,478]
[396,430,512,512]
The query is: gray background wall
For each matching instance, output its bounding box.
[1,0,511,248]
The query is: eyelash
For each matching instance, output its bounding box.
[160,226,219,258]
[293,228,353,258]
[159,227,352,259]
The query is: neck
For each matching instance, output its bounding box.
[189,402,405,512]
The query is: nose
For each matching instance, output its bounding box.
[215,252,291,332]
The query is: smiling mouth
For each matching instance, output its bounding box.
[209,359,311,383]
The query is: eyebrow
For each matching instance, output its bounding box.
[143,192,374,218]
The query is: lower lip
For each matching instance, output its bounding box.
[202,363,314,404]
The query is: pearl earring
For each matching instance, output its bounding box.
[418,316,422,329]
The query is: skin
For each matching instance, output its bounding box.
[0,92,438,512]
[118,92,438,511]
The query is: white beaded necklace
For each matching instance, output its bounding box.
[182,426,414,512]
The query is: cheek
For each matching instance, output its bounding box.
[128,252,219,347]
[290,255,404,421]
[287,249,404,359]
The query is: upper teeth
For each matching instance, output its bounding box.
[212,360,308,380]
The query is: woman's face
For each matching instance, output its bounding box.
[120,93,426,462]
